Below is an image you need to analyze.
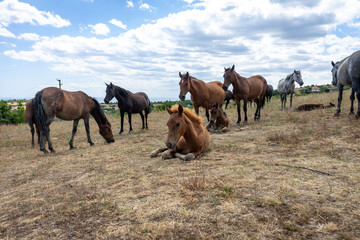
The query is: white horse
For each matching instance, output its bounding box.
[277,70,304,110]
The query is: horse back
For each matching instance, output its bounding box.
[245,75,267,99]
[128,91,149,113]
[349,50,360,83]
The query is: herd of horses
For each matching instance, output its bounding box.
[25,50,360,159]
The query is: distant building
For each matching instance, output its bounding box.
[311,86,321,93]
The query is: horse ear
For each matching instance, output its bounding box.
[185,72,189,80]
[231,65,235,71]
[178,104,183,116]
[179,72,183,78]
[105,82,108,86]
[331,61,335,67]
[110,82,113,87]
[294,70,296,73]
[165,105,172,115]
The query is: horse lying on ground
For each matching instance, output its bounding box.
[24,98,40,147]
[206,103,229,132]
[150,104,210,161]
[34,87,114,153]
[295,102,335,112]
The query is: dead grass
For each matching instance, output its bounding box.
[1,90,360,239]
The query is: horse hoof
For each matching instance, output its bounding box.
[41,149,49,154]
[150,151,157,158]
[236,122,240,126]
[243,122,248,126]
[184,153,195,161]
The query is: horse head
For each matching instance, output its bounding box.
[331,61,339,86]
[104,82,115,104]
[179,72,191,101]
[293,70,304,86]
[209,103,220,124]
[165,104,186,149]
[222,65,235,91]
[99,120,115,143]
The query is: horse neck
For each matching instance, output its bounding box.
[91,106,107,129]
[232,72,244,90]
[182,115,200,144]
[188,77,201,97]
[114,86,128,103]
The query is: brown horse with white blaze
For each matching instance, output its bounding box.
[150,104,210,161]
[179,72,225,121]
[34,87,114,153]
[222,65,267,125]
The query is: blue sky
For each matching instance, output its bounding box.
[1,0,360,101]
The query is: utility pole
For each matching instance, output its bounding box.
[56,78,63,89]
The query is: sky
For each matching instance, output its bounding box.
[1,0,360,101]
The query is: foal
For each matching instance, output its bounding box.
[206,103,229,132]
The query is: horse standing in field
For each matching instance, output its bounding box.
[224,90,235,109]
[150,104,210,161]
[265,84,274,103]
[331,50,360,118]
[222,65,267,125]
[206,103,229,132]
[277,70,304,110]
[24,98,39,147]
[104,82,151,134]
[178,72,225,122]
[34,87,114,153]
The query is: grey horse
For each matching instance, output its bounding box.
[331,50,360,118]
[277,70,304,110]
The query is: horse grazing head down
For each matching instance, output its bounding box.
[165,104,190,149]
[178,72,191,101]
[104,82,115,104]
[99,120,114,143]
[331,61,340,86]
[222,65,235,91]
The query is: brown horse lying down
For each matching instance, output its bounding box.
[206,103,229,132]
[295,102,335,111]
[150,104,210,161]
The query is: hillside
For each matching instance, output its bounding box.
[0,90,359,239]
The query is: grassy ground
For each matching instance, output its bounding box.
[1,90,360,239]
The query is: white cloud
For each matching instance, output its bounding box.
[18,33,41,41]
[139,3,154,12]
[109,19,127,30]
[88,23,110,35]
[0,24,15,38]
[127,1,134,8]
[3,0,360,98]
[0,0,70,28]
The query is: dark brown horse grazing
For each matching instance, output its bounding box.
[24,98,39,147]
[104,82,151,134]
[150,104,210,161]
[34,87,114,153]
[222,65,267,125]
[206,103,229,132]
[179,72,225,121]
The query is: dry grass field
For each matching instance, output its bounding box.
[1,90,360,239]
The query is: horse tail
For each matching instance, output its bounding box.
[260,95,266,108]
[144,95,152,114]
[34,90,47,133]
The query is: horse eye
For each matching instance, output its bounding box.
[176,123,180,127]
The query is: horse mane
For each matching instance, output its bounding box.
[91,97,110,125]
[114,85,129,97]
[170,105,203,126]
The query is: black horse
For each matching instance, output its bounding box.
[104,82,152,134]
[265,84,274,103]
[331,50,360,118]
[224,90,235,109]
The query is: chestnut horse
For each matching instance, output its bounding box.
[206,103,229,132]
[222,65,267,125]
[150,104,210,161]
[179,72,225,121]
[24,98,40,147]
[34,87,114,153]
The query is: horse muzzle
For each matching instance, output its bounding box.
[107,139,115,143]
[222,85,228,91]
[104,99,110,104]
[179,95,185,101]
[165,141,176,150]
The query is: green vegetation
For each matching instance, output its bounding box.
[0,100,25,124]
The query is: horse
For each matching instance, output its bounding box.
[265,84,274,103]
[104,82,152,134]
[206,103,229,132]
[24,98,39,147]
[178,72,225,121]
[277,70,304,110]
[34,87,114,153]
[224,90,235,109]
[150,104,210,161]
[222,65,267,125]
[331,50,360,118]
[295,102,335,112]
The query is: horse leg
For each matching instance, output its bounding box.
[335,85,344,116]
[150,147,168,158]
[45,125,55,153]
[69,119,79,149]
[243,100,248,124]
[39,130,48,153]
[236,99,241,126]
[128,112,133,132]
[84,117,94,147]
[280,94,284,110]
[350,88,355,115]
[175,152,195,161]
[139,112,145,129]
[352,82,360,119]
[145,111,149,129]
[254,99,260,121]
[119,111,125,134]
[225,100,229,109]
[290,93,294,110]
[30,123,35,147]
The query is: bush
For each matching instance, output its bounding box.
[0,100,25,124]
